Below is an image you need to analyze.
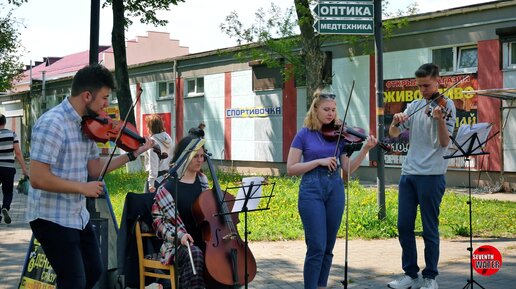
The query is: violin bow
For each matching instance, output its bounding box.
[97,87,144,181]
[396,75,470,127]
[333,80,355,158]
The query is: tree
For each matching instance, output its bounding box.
[0,4,25,92]
[104,0,185,125]
[220,0,417,110]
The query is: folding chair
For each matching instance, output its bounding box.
[135,220,176,289]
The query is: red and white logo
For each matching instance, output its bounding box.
[472,245,503,276]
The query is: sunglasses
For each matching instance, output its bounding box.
[319,93,336,99]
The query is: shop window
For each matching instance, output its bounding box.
[511,42,516,66]
[432,48,454,73]
[504,41,516,69]
[251,63,282,91]
[457,46,478,71]
[431,45,477,73]
[158,81,175,99]
[186,77,204,97]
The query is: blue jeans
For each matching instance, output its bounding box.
[298,167,344,289]
[398,175,445,279]
[30,219,103,289]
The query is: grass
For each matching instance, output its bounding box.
[104,169,516,241]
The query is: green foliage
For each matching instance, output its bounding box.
[103,0,186,28]
[0,5,24,91]
[105,170,516,241]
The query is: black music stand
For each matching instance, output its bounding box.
[444,123,498,289]
[221,178,275,289]
[341,142,363,289]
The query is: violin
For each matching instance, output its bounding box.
[322,121,392,152]
[81,111,168,159]
[426,92,452,120]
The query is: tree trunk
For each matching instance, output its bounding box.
[294,0,326,111]
[111,0,135,126]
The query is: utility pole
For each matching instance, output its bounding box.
[374,0,386,220]
[89,0,100,65]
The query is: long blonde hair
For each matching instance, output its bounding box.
[303,89,338,131]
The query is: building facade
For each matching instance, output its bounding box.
[2,1,515,189]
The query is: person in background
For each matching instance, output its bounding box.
[152,135,207,289]
[27,64,154,289]
[144,114,174,193]
[286,89,377,289]
[0,114,29,224]
[188,121,205,139]
[387,63,456,289]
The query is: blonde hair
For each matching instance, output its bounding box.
[145,114,165,135]
[303,89,338,131]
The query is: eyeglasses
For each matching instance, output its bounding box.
[319,93,336,99]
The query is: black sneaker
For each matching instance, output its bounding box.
[2,208,11,224]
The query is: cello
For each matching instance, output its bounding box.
[192,151,257,287]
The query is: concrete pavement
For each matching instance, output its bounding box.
[1,177,515,289]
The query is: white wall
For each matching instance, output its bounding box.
[230,70,283,162]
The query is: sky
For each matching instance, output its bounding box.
[7,0,497,65]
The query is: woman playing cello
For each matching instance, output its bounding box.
[152,135,207,289]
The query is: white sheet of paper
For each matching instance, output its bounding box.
[231,176,265,213]
[450,122,492,155]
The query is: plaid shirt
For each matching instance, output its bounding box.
[152,173,209,265]
[27,98,99,229]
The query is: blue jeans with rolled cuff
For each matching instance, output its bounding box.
[398,174,445,280]
[298,167,345,289]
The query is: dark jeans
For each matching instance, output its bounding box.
[0,167,16,210]
[398,175,445,279]
[30,218,102,289]
[298,167,345,289]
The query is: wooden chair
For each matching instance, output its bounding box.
[135,220,176,289]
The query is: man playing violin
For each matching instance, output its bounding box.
[27,64,154,289]
[388,63,456,289]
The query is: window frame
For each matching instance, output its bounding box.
[185,77,204,97]
[157,80,175,100]
[457,45,478,72]
[506,41,516,69]
[431,45,478,74]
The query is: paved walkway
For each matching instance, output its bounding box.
[1,175,515,289]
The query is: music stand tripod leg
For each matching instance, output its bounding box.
[340,143,360,288]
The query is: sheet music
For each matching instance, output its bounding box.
[232,177,264,212]
[450,122,492,155]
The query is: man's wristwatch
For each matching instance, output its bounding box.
[126,152,137,161]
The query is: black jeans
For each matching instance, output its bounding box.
[30,219,102,289]
[0,166,15,210]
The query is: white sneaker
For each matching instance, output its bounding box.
[420,278,438,289]
[387,275,421,289]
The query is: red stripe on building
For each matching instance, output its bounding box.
[224,72,232,160]
[282,64,297,162]
[175,77,184,141]
[477,40,502,171]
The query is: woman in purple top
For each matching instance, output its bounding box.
[287,90,377,289]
